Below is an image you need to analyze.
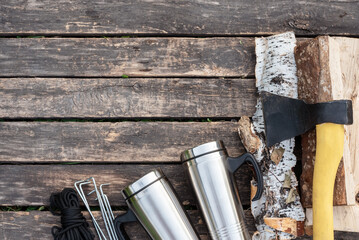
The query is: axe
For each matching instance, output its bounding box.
[261,92,353,240]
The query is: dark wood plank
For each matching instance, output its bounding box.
[0,122,245,163]
[0,210,255,240]
[1,211,357,240]
[1,0,358,36]
[0,78,256,118]
[0,210,209,240]
[296,232,359,240]
[0,38,255,77]
[0,164,253,206]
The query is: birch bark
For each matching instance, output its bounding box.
[238,32,305,240]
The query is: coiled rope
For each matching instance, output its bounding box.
[50,188,94,240]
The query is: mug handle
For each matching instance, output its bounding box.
[227,152,263,201]
[114,209,139,240]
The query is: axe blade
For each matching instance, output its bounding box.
[261,92,353,147]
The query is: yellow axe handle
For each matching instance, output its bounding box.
[313,123,344,240]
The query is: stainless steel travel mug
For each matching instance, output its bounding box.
[181,140,263,240]
[114,169,199,240]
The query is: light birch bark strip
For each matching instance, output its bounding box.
[238,32,305,240]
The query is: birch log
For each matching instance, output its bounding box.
[238,32,305,240]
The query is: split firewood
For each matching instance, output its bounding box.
[264,217,305,237]
[238,32,305,240]
[295,36,347,208]
[295,36,359,233]
[238,116,261,154]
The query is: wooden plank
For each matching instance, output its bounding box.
[0,78,256,118]
[1,1,358,36]
[0,210,255,240]
[1,211,356,239]
[0,210,213,240]
[0,122,245,163]
[0,38,255,77]
[0,164,252,207]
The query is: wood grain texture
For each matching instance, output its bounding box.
[0,210,213,240]
[334,37,359,206]
[0,210,254,240]
[1,0,358,36]
[296,36,359,232]
[295,37,347,207]
[0,78,256,118]
[0,164,252,207]
[0,211,355,239]
[306,205,359,233]
[0,122,245,162]
[0,38,254,77]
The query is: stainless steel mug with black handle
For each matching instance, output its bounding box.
[114,169,200,240]
[181,140,263,240]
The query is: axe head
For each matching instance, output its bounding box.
[261,92,353,147]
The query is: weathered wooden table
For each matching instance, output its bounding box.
[0,1,358,239]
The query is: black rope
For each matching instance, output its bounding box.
[50,188,95,240]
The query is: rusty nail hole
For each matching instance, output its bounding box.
[356,192,359,204]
